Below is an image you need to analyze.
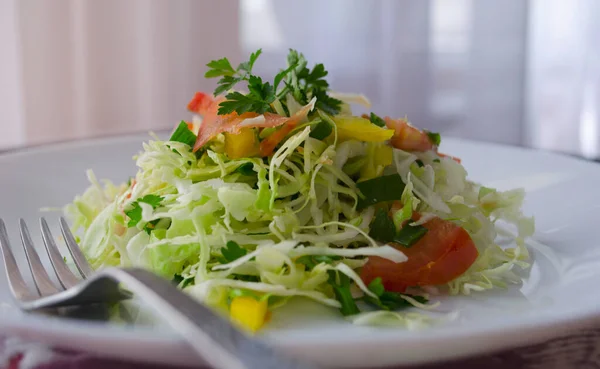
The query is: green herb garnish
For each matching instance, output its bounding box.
[425,131,441,146]
[328,270,360,316]
[220,241,247,263]
[205,49,341,116]
[217,78,275,115]
[356,174,406,210]
[297,255,341,270]
[173,274,194,288]
[368,208,397,243]
[309,120,333,140]
[364,277,428,311]
[369,112,386,127]
[235,162,255,176]
[369,208,428,247]
[169,121,197,147]
[125,195,164,227]
[394,224,428,248]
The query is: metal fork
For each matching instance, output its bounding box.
[0,217,320,369]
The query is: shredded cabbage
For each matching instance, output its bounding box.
[65,92,534,331]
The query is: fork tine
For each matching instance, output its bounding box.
[0,219,37,301]
[40,218,80,289]
[19,219,60,296]
[60,217,94,278]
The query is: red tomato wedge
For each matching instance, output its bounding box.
[384,117,434,152]
[187,92,314,154]
[361,217,478,292]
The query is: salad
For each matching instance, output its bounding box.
[65,49,533,332]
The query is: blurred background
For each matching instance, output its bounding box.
[0,0,598,158]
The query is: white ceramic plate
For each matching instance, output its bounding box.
[1,133,600,368]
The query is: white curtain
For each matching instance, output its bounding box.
[526,0,600,158]
[242,0,528,144]
[1,0,599,159]
[0,0,240,148]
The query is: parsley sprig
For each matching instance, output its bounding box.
[125,194,164,234]
[281,50,342,115]
[204,49,342,116]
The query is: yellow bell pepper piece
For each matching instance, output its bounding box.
[359,143,393,181]
[333,116,394,142]
[224,128,259,159]
[230,296,269,332]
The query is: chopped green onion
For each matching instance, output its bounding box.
[394,224,428,248]
[369,208,397,243]
[328,270,360,316]
[309,120,332,140]
[169,121,197,147]
[357,174,406,210]
[369,112,386,127]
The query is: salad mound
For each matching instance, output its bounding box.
[65,49,533,332]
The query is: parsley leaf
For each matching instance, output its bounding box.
[125,195,164,228]
[169,121,197,147]
[312,89,342,115]
[328,270,360,316]
[125,204,142,227]
[205,48,342,117]
[238,49,262,74]
[273,64,297,90]
[214,75,242,96]
[206,49,263,99]
[369,112,386,127]
[221,241,247,263]
[204,58,236,78]
[205,49,341,117]
[286,52,341,114]
[300,63,329,89]
[218,91,269,115]
[247,75,275,102]
[356,174,406,210]
[138,194,163,207]
[425,131,441,146]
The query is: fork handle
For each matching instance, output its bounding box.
[102,268,321,369]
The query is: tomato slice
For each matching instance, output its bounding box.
[384,117,434,152]
[361,217,478,292]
